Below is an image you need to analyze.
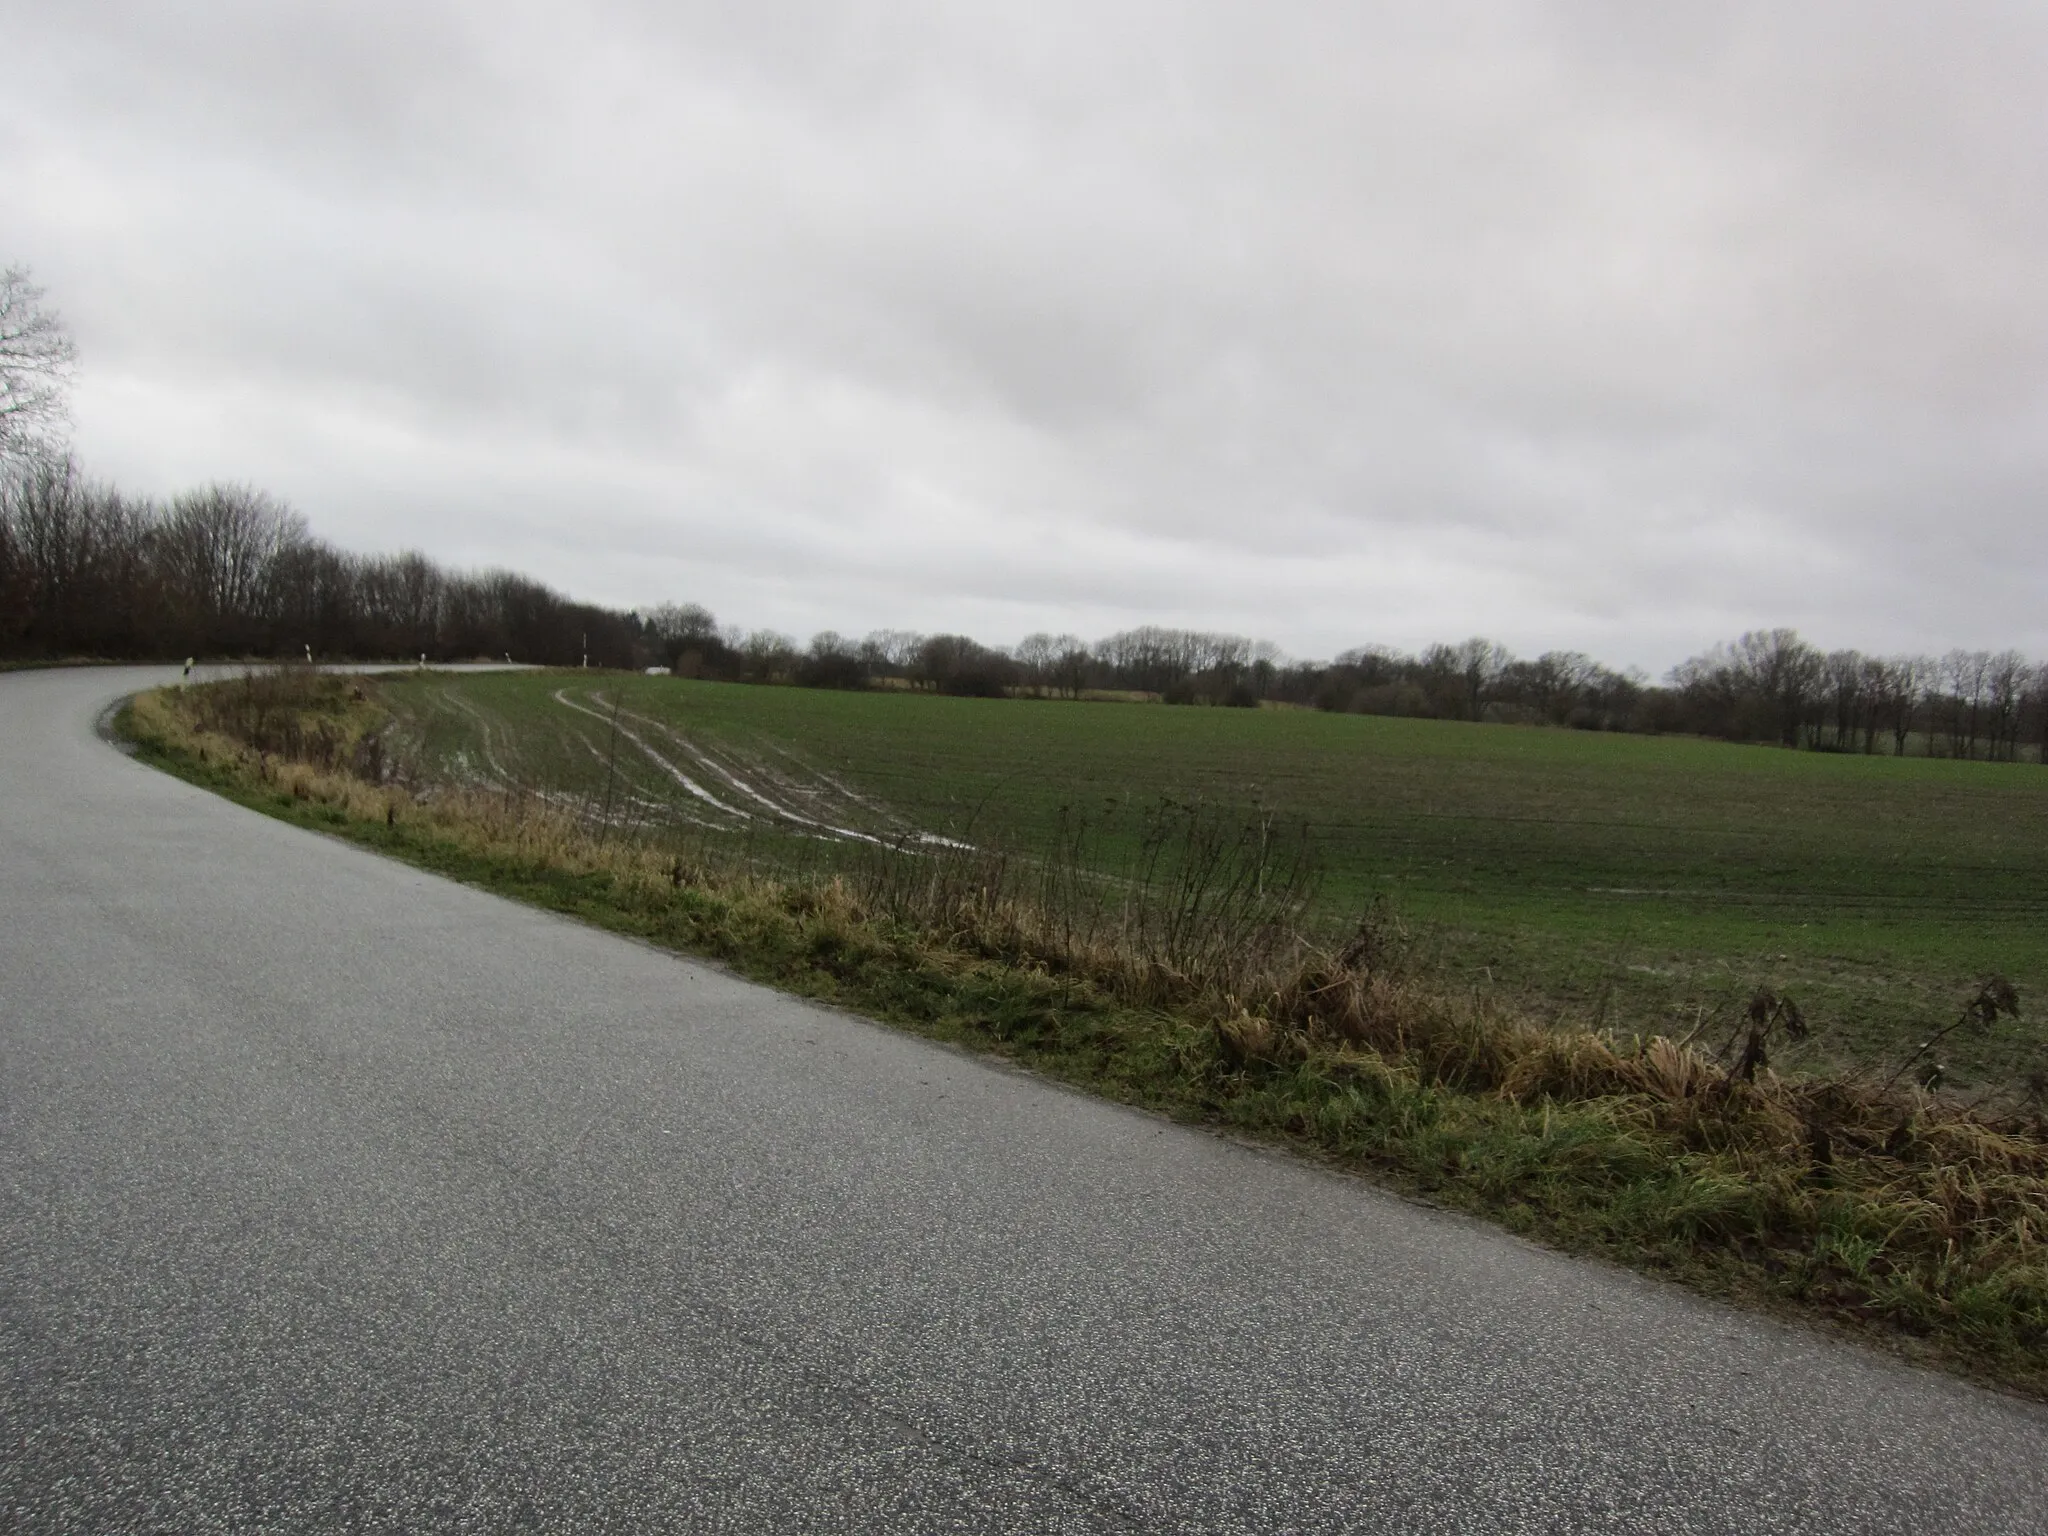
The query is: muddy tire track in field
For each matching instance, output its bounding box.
[546,685,976,850]
[551,688,754,822]
[436,685,522,790]
[550,688,896,845]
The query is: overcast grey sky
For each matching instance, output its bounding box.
[5,1,2045,669]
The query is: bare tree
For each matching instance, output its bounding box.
[1,454,149,653]
[1986,650,2029,761]
[913,633,1017,696]
[807,629,853,658]
[1736,629,1823,747]
[639,602,724,674]
[1886,655,1930,755]
[858,629,924,677]
[353,550,443,656]
[1451,637,1512,722]
[0,267,77,463]
[646,602,719,644]
[1853,655,1891,752]
[0,476,17,646]
[1015,632,1056,694]
[1939,650,1993,758]
[1513,651,1598,724]
[2031,662,2048,765]
[154,485,309,647]
[796,630,868,688]
[1819,649,1863,750]
[739,629,798,682]
[1050,635,1091,699]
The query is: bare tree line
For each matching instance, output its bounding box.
[1664,627,2046,761]
[639,620,1276,703]
[637,613,2048,763]
[0,456,644,666]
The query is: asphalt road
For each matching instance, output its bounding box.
[3,665,2045,1534]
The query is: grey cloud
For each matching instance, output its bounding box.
[5,0,2047,670]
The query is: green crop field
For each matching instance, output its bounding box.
[380,669,2048,1086]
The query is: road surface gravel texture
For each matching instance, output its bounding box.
[2,666,2044,1534]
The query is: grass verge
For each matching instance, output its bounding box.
[119,675,2048,1398]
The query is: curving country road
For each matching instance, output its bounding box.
[2,664,2045,1533]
